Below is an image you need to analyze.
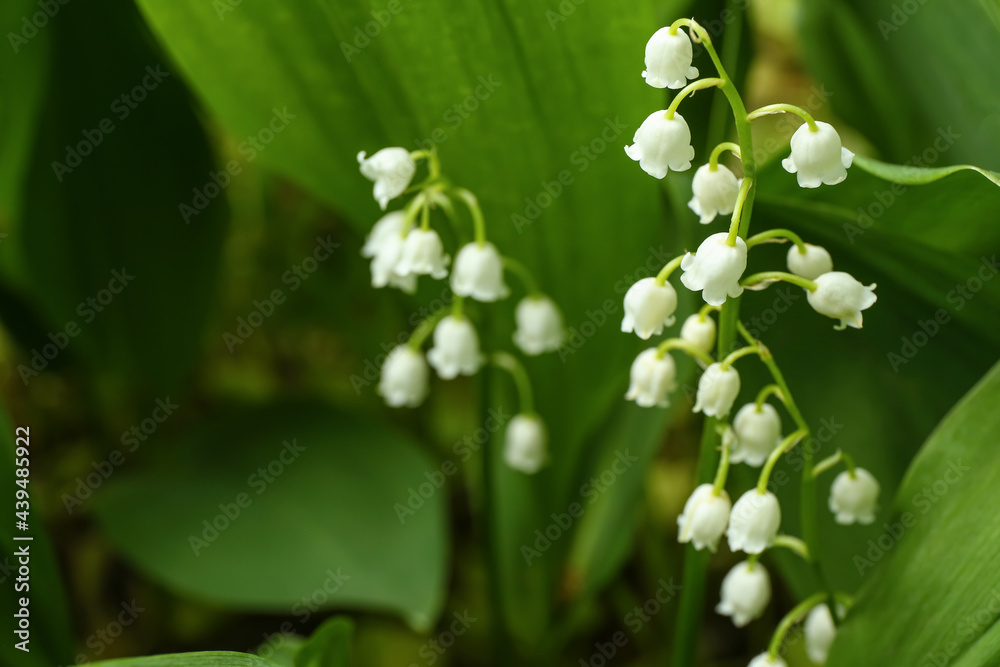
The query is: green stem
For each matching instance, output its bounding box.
[709,141,741,169]
[419,196,431,231]
[746,228,806,251]
[655,255,685,285]
[407,308,448,350]
[740,271,817,291]
[492,351,534,415]
[665,78,724,119]
[698,303,721,319]
[502,256,541,296]
[772,535,810,560]
[757,429,808,494]
[409,148,442,179]
[454,187,487,246]
[720,343,759,369]
[451,295,465,319]
[747,103,818,130]
[755,384,784,409]
[725,177,753,246]
[768,593,828,658]
[711,429,732,495]
[657,338,716,366]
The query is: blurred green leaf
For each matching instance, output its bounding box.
[827,359,1000,666]
[93,403,447,630]
[295,617,354,667]
[853,154,1000,188]
[91,652,283,666]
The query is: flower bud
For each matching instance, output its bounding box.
[426,316,483,380]
[782,121,854,188]
[680,233,748,306]
[680,313,717,356]
[397,228,449,279]
[731,403,782,467]
[378,346,429,407]
[727,489,781,554]
[503,414,547,474]
[748,653,787,667]
[677,483,731,551]
[513,296,565,355]
[693,363,740,418]
[786,242,833,280]
[806,271,877,330]
[716,561,771,627]
[625,349,677,408]
[357,147,416,210]
[621,277,678,340]
[451,242,510,302]
[641,27,698,89]
[805,603,837,664]
[689,164,741,224]
[625,111,695,179]
[829,467,880,525]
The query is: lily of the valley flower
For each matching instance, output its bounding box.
[621,277,678,340]
[748,653,787,667]
[642,27,698,89]
[806,271,877,330]
[731,403,782,467]
[677,483,732,551]
[513,296,565,355]
[370,233,416,294]
[781,121,854,188]
[451,242,510,302]
[503,414,548,474]
[362,211,406,258]
[829,467,880,525]
[378,346,429,407]
[680,313,717,355]
[728,489,781,554]
[716,561,772,628]
[426,316,483,380]
[689,164,741,224]
[625,111,695,179]
[626,349,677,408]
[397,228,449,279]
[787,243,833,280]
[680,233,748,306]
[805,604,838,665]
[693,362,741,417]
[357,147,416,210]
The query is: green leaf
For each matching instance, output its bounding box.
[295,617,354,667]
[827,359,1000,666]
[93,403,447,630]
[91,651,283,666]
[853,154,1000,188]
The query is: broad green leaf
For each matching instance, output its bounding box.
[91,652,282,666]
[93,403,447,630]
[827,359,1000,666]
[295,617,354,667]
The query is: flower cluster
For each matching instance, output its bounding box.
[621,18,882,665]
[357,148,566,474]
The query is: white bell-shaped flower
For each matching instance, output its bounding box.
[641,27,698,89]
[806,271,877,330]
[397,228,449,279]
[731,403,782,467]
[357,147,416,210]
[362,211,406,258]
[727,489,781,554]
[693,362,740,418]
[625,349,677,408]
[787,243,833,280]
[503,414,547,474]
[689,164,741,224]
[716,561,772,627]
[451,242,510,302]
[680,233,748,306]
[829,467,880,525]
[621,277,678,340]
[370,232,417,294]
[748,653,787,667]
[677,483,731,552]
[805,603,837,664]
[378,346,429,407]
[426,316,483,380]
[513,296,565,355]
[781,121,854,188]
[625,111,695,179]
[680,313,717,356]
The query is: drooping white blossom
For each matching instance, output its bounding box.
[728,489,781,554]
[806,271,877,330]
[680,233,748,306]
[451,242,510,302]
[357,147,416,210]
[716,561,772,628]
[829,467,880,525]
[625,111,695,179]
[748,653,787,667]
[689,164,741,224]
[781,121,854,188]
[677,483,731,552]
[513,296,565,355]
[426,316,483,380]
[680,313,717,356]
[362,211,407,258]
[786,242,833,280]
[397,228,449,279]
[370,232,417,293]
[693,362,740,418]
[805,603,838,665]
[731,403,783,467]
[378,346,429,407]
[503,414,548,474]
[641,27,698,89]
[626,349,677,408]
[621,277,678,340]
